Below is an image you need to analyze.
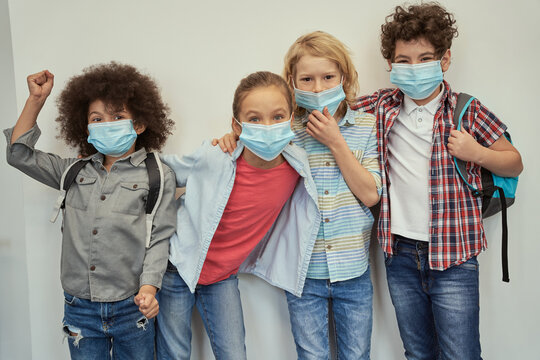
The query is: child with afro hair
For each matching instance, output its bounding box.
[5,62,177,359]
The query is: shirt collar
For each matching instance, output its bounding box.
[89,147,147,167]
[338,106,355,126]
[402,83,446,116]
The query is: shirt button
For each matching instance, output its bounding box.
[133,184,138,189]
[325,162,330,166]
[324,218,330,223]
[92,229,98,235]
[324,190,329,195]
[90,265,96,271]
[112,166,117,171]
[418,118,423,122]
[79,177,84,182]
[100,195,106,201]
[418,108,423,112]
[327,245,332,250]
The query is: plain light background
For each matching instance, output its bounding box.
[1,0,538,359]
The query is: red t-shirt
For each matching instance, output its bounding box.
[198,155,300,285]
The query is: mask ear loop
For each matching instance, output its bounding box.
[291,76,298,90]
[233,118,243,128]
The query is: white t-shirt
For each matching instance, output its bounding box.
[387,87,444,241]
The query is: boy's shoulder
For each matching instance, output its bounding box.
[354,88,403,112]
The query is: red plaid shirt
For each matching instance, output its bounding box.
[353,81,507,270]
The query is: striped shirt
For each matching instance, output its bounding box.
[292,107,381,282]
[353,81,506,270]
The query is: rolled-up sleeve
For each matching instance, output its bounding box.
[361,115,382,195]
[4,124,74,189]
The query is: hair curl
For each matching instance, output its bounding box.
[55,62,174,157]
[381,2,458,61]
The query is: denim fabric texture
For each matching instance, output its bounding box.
[285,268,373,360]
[156,264,246,360]
[62,292,154,360]
[385,236,482,360]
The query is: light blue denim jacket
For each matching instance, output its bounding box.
[162,140,320,296]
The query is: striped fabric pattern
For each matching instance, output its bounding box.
[353,81,506,270]
[292,108,381,282]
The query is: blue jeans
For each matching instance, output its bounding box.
[155,262,246,360]
[385,235,482,360]
[285,268,373,360]
[62,292,154,360]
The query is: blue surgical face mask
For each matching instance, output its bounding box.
[390,60,443,100]
[293,82,346,116]
[235,118,295,161]
[87,119,138,157]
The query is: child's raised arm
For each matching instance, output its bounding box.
[11,70,54,144]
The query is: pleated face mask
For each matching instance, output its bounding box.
[390,61,443,100]
[87,119,137,157]
[235,117,295,161]
[293,82,346,116]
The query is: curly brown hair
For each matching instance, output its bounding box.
[381,2,458,61]
[56,62,174,157]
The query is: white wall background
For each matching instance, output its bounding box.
[1,0,538,359]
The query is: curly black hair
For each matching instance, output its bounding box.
[55,62,174,157]
[381,2,458,61]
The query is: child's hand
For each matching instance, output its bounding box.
[306,107,344,149]
[27,70,54,103]
[134,285,159,319]
[211,132,238,154]
[448,128,484,163]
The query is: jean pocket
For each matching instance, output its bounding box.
[384,253,393,266]
[64,292,78,306]
[457,256,479,271]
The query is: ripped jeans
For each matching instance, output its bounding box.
[63,292,154,360]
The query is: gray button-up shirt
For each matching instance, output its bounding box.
[5,125,177,302]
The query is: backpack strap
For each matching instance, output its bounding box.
[453,93,480,195]
[452,93,510,282]
[143,152,165,248]
[499,188,509,282]
[50,159,90,223]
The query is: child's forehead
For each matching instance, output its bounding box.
[295,55,340,73]
[394,37,436,54]
[87,99,128,114]
[240,86,290,112]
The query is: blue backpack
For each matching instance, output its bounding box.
[453,93,519,282]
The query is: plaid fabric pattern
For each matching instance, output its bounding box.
[292,107,382,281]
[353,81,506,270]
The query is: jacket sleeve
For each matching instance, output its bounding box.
[4,124,75,189]
[160,142,208,187]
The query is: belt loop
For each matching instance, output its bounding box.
[392,234,400,255]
